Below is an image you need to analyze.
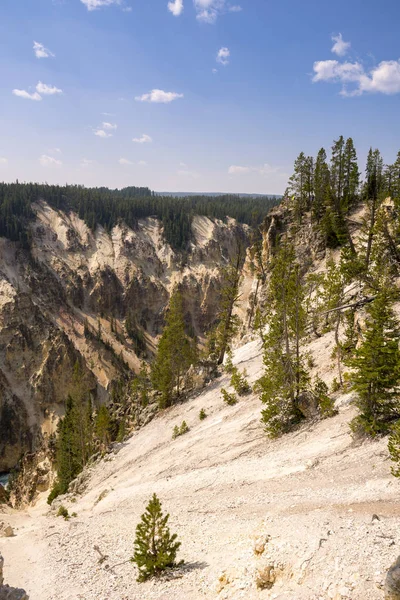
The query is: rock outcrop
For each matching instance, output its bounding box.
[385,556,400,599]
[0,554,28,600]
[0,204,253,475]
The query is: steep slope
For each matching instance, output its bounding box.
[2,340,399,600]
[0,202,252,473]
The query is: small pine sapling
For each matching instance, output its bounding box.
[221,388,238,406]
[199,409,207,420]
[172,425,180,440]
[313,375,337,418]
[224,349,235,374]
[179,421,189,435]
[230,367,252,396]
[131,493,182,582]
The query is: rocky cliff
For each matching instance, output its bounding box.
[0,201,253,474]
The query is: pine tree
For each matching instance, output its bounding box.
[214,249,243,365]
[151,290,198,407]
[321,255,346,386]
[257,242,308,436]
[288,152,314,222]
[131,494,181,582]
[342,137,359,213]
[95,405,112,450]
[364,148,384,269]
[347,289,400,436]
[313,148,330,223]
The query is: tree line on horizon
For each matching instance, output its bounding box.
[0,181,279,251]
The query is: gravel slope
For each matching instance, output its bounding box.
[2,339,400,600]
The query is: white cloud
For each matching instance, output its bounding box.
[0,158,8,166]
[80,0,122,10]
[36,81,63,95]
[33,41,55,59]
[94,129,113,138]
[101,112,116,117]
[217,47,230,66]
[212,68,218,74]
[229,163,281,176]
[312,58,400,96]
[81,158,95,167]
[132,133,152,144]
[12,89,42,101]
[135,89,184,103]
[102,122,117,130]
[331,33,351,57]
[119,158,134,165]
[168,0,184,16]
[194,0,241,23]
[138,160,148,166]
[39,154,62,167]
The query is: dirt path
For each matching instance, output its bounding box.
[2,339,400,599]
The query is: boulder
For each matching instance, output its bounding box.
[385,556,400,599]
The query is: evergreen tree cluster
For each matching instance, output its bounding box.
[257,137,400,445]
[288,138,400,250]
[0,181,279,251]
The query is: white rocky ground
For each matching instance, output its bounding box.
[1,339,400,600]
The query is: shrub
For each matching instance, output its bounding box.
[388,421,400,478]
[224,349,235,374]
[131,493,182,582]
[313,375,337,418]
[331,377,341,393]
[221,388,238,406]
[230,367,251,396]
[57,505,69,520]
[172,421,190,439]
[199,409,207,421]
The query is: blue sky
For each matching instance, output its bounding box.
[0,0,399,194]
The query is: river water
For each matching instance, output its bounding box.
[0,473,9,487]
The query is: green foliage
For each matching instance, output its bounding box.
[224,349,235,374]
[95,405,112,449]
[230,367,252,396]
[172,421,190,439]
[0,182,279,252]
[131,493,181,582]
[152,290,198,408]
[221,388,238,406]
[257,242,308,437]
[214,250,244,365]
[199,409,207,421]
[57,505,69,520]
[388,421,400,478]
[346,290,400,437]
[313,375,337,418]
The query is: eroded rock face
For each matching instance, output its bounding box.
[0,554,29,599]
[0,206,253,476]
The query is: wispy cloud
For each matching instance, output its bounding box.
[12,89,42,101]
[168,0,184,16]
[313,58,400,96]
[132,133,152,144]
[33,41,55,59]
[102,122,117,130]
[0,158,8,166]
[135,89,184,103]
[81,158,96,167]
[39,154,62,167]
[94,129,113,138]
[228,163,282,176]
[36,82,63,95]
[217,47,230,66]
[331,33,351,57]
[81,0,122,10]
[138,160,148,166]
[194,0,241,23]
[119,158,134,165]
